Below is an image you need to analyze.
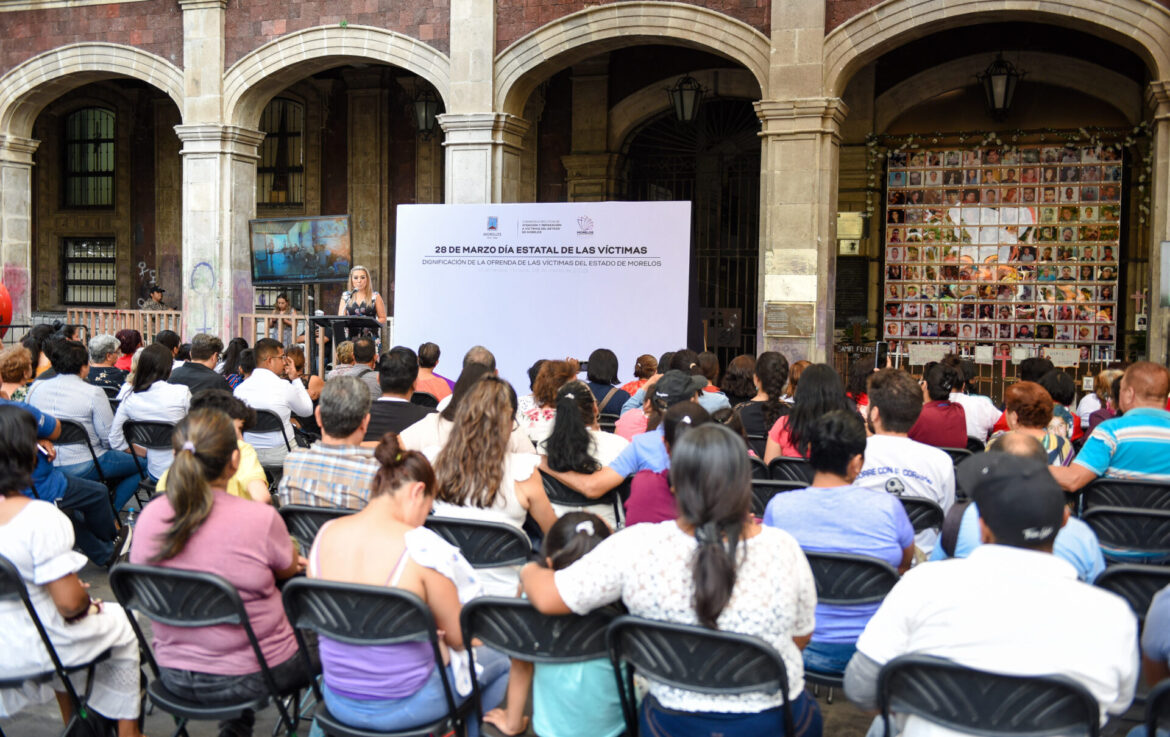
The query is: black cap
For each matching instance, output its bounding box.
[148,284,165,294]
[653,369,707,408]
[956,453,1065,547]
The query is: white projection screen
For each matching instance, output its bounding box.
[394,202,692,393]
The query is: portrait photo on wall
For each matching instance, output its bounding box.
[882,144,1121,361]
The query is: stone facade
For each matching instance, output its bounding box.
[0,0,1168,364]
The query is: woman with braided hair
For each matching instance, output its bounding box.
[522,424,822,736]
[731,352,790,451]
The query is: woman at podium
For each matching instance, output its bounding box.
[337,265,386,339]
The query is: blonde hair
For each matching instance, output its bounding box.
[1095,369,1123,405]
[347,265,374,305]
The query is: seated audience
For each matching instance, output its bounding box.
[307,434,508,737]
[620,350,730,415]
[435,345,497,412]
[720,354,757,407]
[520,359,579,445]
[129,409,312,737]
[157,389,271,504]
[845,359,874,415]
[325,340,354,380]
[542,380,629,528]
[169,333,232,395]
[528,512,624,737]
[286,345,324,437]
[430,375,556,596]
[941,355,999,444]
[154,329,183,370]
[1077,368,1121,431]
[26,339,141,510]
[218,337,250,390]
[0,345,33,401]
[997,381,1074,465]
[855,369,955,554]
[764,410,914,676]
[364,346,435,441]
[843,453,1138,735]
[619,353,657,396]
[277,376,379,510]
[584,348,631,416]
[929,432,1104,582]
[113,329,141,372]
[1052,361,1170,492]
[1039,368,1081,442]
[1088,373,1124,434]
[1133,585,1170,737]
[399,363,535,456]
[85,334,128,390]
[764,363,855,462]
[109,343,192,483]
[522,424,822,736]
[414,341,453,401]
[517,359,545,416]
[625,402,711,526]
[614,351,672,440]
[782,360,811,404]
[989,356,1054,434]
[732,352,789,450]
[0,406,144,736]
[330,337,380,401]
[234,338,312,466]
[907,363,967,449]
[696,352,732,407]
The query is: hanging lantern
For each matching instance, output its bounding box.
[977,53,1023,120]
[412,89,441,139]
[667,76,704,123]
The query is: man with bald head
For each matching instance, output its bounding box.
[1052,361,1170,492]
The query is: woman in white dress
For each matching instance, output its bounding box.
[0,405,144,736]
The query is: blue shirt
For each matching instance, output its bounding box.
[533,659,624,737]
[608,427,669,477]
[763,484,914,643]
[0,398,64,501]
[1142,584,1170,666]
[927,503,1106,583]
[619,386,731,415]
[1074,407,1170,483]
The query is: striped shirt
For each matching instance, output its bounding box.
[276,443,379,510]
[1074,407,1170,483]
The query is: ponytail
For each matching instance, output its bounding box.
[152,409,238,562]
[372,432,435,498]
[544,380,600,474]
[669,424,752,629]
[755,352,790,430]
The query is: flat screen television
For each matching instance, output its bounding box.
[249,215,352,285]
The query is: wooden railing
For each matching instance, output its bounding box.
[66,308,183,344]
[237,313,328,378]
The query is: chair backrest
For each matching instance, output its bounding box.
[750,479,805,517]
[1094,564,1170,623]
[56,419,102,468]
[109,564,247,629]
[1081,478,1170,513]
[461,597,615,663]
[540,471,623,525]
[745,434,767,458]
[941,447,972,466]
[599,413,620,434]
[122,420,175,450]
[897,496,946,534]
[108,398,120,414]
[749,455,770,480]
[803,551,899,605]
[1147,678,1170,737]
[424,517,532,568]
[879,654,1099,737]
[278,505,356,553]
[965,436,985,454]
[102,385,120,398]
[768,456,814,483]
[410,391,439,408]
[1082,507,1170,556]
[252,409,290,450]
[281,577,438,646]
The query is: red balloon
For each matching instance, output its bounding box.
[0,284,11,340]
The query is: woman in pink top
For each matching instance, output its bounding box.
[764,364,856,463]
[129,409,310,737]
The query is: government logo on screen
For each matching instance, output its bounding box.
[576,216,594,235]
[486,216,498,231]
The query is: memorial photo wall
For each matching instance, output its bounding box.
[882,145,1122,362]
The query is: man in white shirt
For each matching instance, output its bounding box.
[942,356,999,444]
[843,453,1138,737]
[855,368,955,554]
[234,337,313,466]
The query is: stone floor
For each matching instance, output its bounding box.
[0,562,1144,737]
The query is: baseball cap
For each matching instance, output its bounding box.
[653,369,707,408]
[148,284,165,294]
[956,453,1065,547]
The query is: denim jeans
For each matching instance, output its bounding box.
[159,650,317,737]
[308,648,510,737]
[58,450,143,512]
[56,473,117,565]
[803,640,858,676]
[640,691,822,737]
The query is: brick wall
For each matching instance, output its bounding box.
[824,0,1170,32]
[225,0,450,68]
[0,0,182,77]
[497,0,769,50]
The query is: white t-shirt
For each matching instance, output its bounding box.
[855,434,956,554]
[949,392,999,442]
[855,545,1138,737]
[1076,393,1102,430]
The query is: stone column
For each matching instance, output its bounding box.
[438,113,530,203]
[345,70,390,286]
[174,125,264,339]
[754,98,848,362]
[1147,81,1170,364]
[562,57,621,202]
[0,135,38,325]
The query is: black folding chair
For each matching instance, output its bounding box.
[108,398,120,415]
[0,554,113,737]
[282,578,474,737]
[745,433,768,458]
[278,505,356,554]
[122,420,175,507]
[423,517,533,568]
[940,447,972,466]
[878,653,1100,737]
[965,436,985,454]
[1082,507,1170,564]
[750,479,805,517]
[598,413,620,434]
[461,598,616,721]
[101,385,121,399]
[540,471,625,528]
[802,552,898,696]
[749,455,770,480]
[896,496,946,535]
[1080,478,1170,515]
[769,457,814,483]
[57,419,118,515]
[606,615,795,737]
[1094,564,1170,624]
[253,409,292,451]
[108,564,302,737]
[409,391,439,408]
[1146,678,1170,737]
